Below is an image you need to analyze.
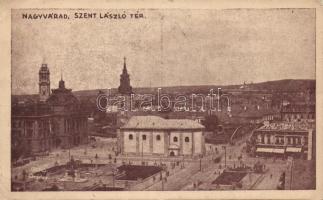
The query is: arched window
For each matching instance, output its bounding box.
[173,136,178,142]
[129,134,133,140]
[185,137,190,142]
[142,135,147,140]
[156,135,161,141]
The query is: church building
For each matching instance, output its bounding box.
[118,116,206,157]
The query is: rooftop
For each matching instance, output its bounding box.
[281,104,315,113]
[257,122,315,132]
[121,115,205,130]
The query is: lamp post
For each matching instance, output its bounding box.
[289,158,294,189]
[182,155,185,169]
[95,153,98,169]
[84,138,87,155]
[161,170,165,191]
[222,146,227,168]
[68,137,71,160]
[217,88,221,112]
[56,153,59,165]
[112,167,116,188]
[141,140,144,164]
[22,169,27,191]
[162,177,164,191]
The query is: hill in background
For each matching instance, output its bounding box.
[12,79,315,102]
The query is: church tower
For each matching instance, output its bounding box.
[39,63,50,102]
[118,57,133,95]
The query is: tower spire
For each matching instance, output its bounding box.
[118,57,132,95]
[123,56,127,71]
[59,67,65,89]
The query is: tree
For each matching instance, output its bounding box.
[202,115,219,132]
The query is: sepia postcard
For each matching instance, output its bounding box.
[0,0,323,199]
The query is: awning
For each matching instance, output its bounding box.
[286,147,302,153]
[272,148,285,154]
[256,148,273,153]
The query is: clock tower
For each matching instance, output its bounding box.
[39,63,50,102]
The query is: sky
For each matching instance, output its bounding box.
[11,9,315,95]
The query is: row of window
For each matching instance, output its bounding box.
[283,113,314,120]
[128,134,190,142]
[259,135,307,145]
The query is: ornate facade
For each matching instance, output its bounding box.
[39,63,50,102]
[252,122,315,160]
[11,63,88,158]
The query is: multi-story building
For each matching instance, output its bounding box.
[12,103,54,155]
[251,122,315,160]
[281,104,315,122]
[46,78,88,148]
[118,115,205,157]
[11,62,88,159]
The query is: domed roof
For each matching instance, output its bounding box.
[47,79,79,106]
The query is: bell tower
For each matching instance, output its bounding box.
[118,57,133,95]
[39,63,50,102]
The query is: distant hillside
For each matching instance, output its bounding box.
[12,79,315,101]
[247,79,315,92]
[72,79,315,97]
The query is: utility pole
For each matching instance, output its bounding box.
[289,158,293,189]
